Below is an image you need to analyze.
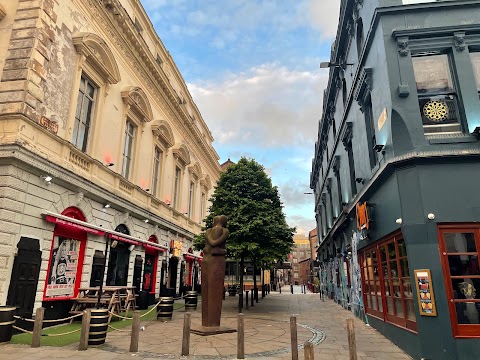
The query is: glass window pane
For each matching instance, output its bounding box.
[412,54,454,93]
[448,255,480,276]
[452,279,480,300]
[470,52,480,91]
[380,246,387,262]
[375,281,381,296]
[406,299,416,321]
[386,297,394,315]
[400,258,410,278]
[377,296,383,312]
[444,232,477,253]
[369,281,375,295]
[395,298,404,318]
[388,243,396,261]
[372,295,378,310]
[403,278,413,298]
[384,280,390,296]
[393,279,402,297]
[455,301,480,324]
[390,260,398,278]
[398,240,407,258]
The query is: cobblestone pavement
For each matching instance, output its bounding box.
[1,286,412,359]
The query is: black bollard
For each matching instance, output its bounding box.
[290,284,294,294]
[279,284,282,293]
[251,288,254,307]
[245,291,249,310]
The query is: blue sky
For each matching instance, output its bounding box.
[140,0,341,235]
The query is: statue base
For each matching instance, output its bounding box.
[190,325,237,336]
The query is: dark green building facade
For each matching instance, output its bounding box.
[310,1,480,359]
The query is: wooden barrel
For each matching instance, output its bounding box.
[0,306,15,343]
[88,309,109,345]
[184,291,198,311]
[157,297,174,320]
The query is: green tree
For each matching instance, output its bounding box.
[194,157,295,265]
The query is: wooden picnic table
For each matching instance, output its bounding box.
[70,286,137,319]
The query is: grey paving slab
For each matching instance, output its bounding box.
[2,286,412,359]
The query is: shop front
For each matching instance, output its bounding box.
[184,248,202,293]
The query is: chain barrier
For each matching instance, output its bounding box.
[108,324,131,332]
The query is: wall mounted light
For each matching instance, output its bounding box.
[129,244,135,252]
[395,218,403,225]
[427,213,435,220]
[111,240,118,248]
[355,178,364,184]
[341,202,348,207]
[320,61,354,70]
[373,144,385,153]
[106,163,114,167]
[103,204,111,209]
[143,219,149,223]
[40,175,53,185]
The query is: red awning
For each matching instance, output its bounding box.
[184,254,202,262]
[108,233,140,246]
[45,215,104,236]
[144,244,166,253]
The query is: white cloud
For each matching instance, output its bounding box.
[188,64,328,148]
[306,0,341,39]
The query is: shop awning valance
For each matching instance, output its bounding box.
[184,253,203,261]
[42,210,168,252]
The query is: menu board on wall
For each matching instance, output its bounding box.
[414,269,437,316]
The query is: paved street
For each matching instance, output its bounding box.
[1,286,412,359]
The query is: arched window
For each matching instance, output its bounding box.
[151,120,175,198]
[171,143,191,211]
[107,224,131,286]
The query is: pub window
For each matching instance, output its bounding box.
[342,78,348,107]
[438,225,480,337]
[72,76,97,152]
[152,146,162,198]
[470,52,480,96]
[360,232,417,332]
[335,172,343,213]
[412,53,463,136]
[173,166,181,210]
[121,120,136,179]
[327,184,334,226]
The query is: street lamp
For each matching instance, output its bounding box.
[319,61,354,70]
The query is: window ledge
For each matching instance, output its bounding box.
[427,135,477,144]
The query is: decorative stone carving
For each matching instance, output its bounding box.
[342,122,353,148]
[188,161,202,180]
[397,36,410,57]
[172,143,191,167]
[354,68,373,112]
[0,4,6,21]
[454,32,466,52]
[151,120,175,148]
[72,32,121,84]
[332,155,341,176]
[121,86,153,123]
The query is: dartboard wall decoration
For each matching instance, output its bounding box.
[423,100,449,122]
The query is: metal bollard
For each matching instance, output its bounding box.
[245,291,249,310]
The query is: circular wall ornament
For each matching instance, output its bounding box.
[423,100,449,122]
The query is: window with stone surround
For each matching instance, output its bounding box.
[470,52,480,96]
[152,146,162,198]
[121,119,136,179]
[72,76,97,151]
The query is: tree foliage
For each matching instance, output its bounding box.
[194,157,295,265]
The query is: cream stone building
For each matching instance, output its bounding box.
[0,0,221,318]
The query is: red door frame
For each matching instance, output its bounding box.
[144,235,159,294]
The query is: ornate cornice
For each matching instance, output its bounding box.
[342,122,353,148]
[354,67,373,110]
[121,86,153,122]
[83,0,220,179]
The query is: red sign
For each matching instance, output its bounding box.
[144,244,166,253]
[45,215,104,236]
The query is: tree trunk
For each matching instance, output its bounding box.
[261,266,265,298]
[238,256,244,313]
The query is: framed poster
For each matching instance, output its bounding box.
[415,269,437,316]
[45,237,80,299]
